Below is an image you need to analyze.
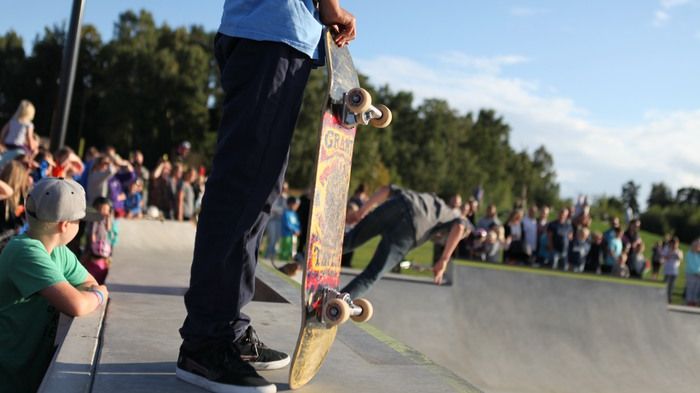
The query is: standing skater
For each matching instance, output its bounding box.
[177,2,356,393]
[341,185,472,298]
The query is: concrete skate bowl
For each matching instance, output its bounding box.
[344,262,700,393]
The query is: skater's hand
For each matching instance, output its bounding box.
[433,258,448,285]
[319,0,356,47]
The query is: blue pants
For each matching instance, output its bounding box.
[180,35,312,342]
[341,197,415,298]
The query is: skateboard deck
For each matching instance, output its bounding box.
[288,29,390,389]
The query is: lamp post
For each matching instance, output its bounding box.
[49,0,86,151]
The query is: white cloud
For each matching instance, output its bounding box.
[653,0,692,26]
[355,53,700,199]
[438,52,529,75]
[509,6,549,17]
[653,10,670,26]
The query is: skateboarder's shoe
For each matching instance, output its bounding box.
[176,340,276,393]
[234,326,291,370]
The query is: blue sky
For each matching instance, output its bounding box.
[3,0,700,201]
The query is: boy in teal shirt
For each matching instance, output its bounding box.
[0,177,109,393]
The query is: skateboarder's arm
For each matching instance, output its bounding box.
[319,0,356,47]
[433,222,469,285]
[346,185,391,225]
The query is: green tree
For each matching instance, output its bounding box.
[0,31,27,119]
[675,187,700,207]
[647,182,674,207]
[90,10,212,163]
[621,180,641,215]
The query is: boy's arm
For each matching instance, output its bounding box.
[39,281,109,317]
[433,222,469,285]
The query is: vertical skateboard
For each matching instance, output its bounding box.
[288,29,392,389]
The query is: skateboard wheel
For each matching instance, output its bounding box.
[350,298,373,323]
[369,104,392,128]
[326,298,350,326]
[346,88,372,114]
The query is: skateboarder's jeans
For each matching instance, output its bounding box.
[341,197,415,298]
[180,34,312,343]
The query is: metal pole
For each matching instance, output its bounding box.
[49,0,86,151]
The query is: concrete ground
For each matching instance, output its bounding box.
[41,220,481,393]
[41,220,700,393]
[348,261,700,393]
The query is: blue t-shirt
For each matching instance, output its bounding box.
[219,0,323,59]
[281,209,301,237]
[126,192,143,214]
[606,238,623,266]
[686,250,700,275]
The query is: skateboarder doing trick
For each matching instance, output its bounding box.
[342,185,473,298]
[176,1,355,393]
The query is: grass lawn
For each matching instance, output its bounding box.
[349,221,691,305]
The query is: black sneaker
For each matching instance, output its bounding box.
[176,340,276,393]
[234,326,290,370]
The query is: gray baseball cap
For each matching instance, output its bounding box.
[26,177,87,222]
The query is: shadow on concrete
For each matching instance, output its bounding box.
[108,283,187,296]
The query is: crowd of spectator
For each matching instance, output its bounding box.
[261,177,700,306]
[0,100,207,283]
[3,99,696,305]
[440,193,700,306]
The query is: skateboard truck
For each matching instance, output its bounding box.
[341,88,392,129]
[317,287,373,327]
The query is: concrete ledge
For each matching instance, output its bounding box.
[668,304,700,314]
[38,303,107,393]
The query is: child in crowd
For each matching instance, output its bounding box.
[685,239,700,306]
[279,196,301,262]
[663,237,683,303]
[31,150,56,183]
[568,227,591,272]
[585,232,604,273]
[0,178,109,393]
[480,226,502,263]
[108,160,136,218]
[125,180,144,219]
[82,197,115,284]
[0,100,38,155]
[0,160,31,234]
[627,242,647,279]
[51,146,84,179]
[603,227,624,275]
